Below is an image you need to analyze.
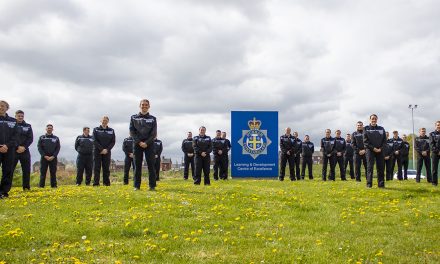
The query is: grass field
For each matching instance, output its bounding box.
[1,167,439,263]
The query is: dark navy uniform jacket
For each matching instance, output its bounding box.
[75,134,94,155]
[93,125,115,152]
[193,135,212,155]
[0,114,18,149]
[38,134,60,157]
[16,121,33,151]
[363,125,386,151]
[129,112,157,147]
[182,138,194,154]
[122,137,134,155]
[302,141,314,157]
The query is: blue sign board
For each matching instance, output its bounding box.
[231,111,279,178]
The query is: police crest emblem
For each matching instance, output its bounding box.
[238,117,272,159]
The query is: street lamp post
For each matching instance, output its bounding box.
[409,104,418,169]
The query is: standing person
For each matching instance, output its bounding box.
[12,110,33,191]
[181,132,195,180]
[383,132,394,181]
[363,114,387,188]
[0,100,18,199]
[220,132,231,180]
[391,131,404,180]
[334,130,347,181]
[212,130,224,181]
[352,121,367,182]
[321,129,336,181]
[301,135,314,180]
[344,133,354,180]
[130,99,157,191]
[37,124,60,188]
[293,131,302,180]
[74,127,94,186]
[193,126,212,185]
[415,128,431,183]
[93,116,115,186]
[401,134,410,180]
[122,134,135,185]
[153,137,163,181]
[429,121,440,186]
[279,127,295,181]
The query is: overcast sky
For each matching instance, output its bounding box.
[1,0,440,163]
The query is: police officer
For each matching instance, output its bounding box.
[429,121,440,186]
[401,134,410,180]
[363,114,387,188]
[75,127,94,186]
[93,116,115,186]
[37,124,60,188]
[352,121,367,182]
[344,133,354,180]
[212,130,224,181]
[0,100,18,199]
[293,131,302,180]
[193,126,212,185]
[279,127,295,181]
[383,132,394,181]
[130,99,157,191]
[301,135,314,179]
[12,110,33,190]
[181,132,195,180]
[415,128,431,183]
[321,129,336,181]
[220,132,231,180]
[334,130,347,181]
[122,134,135,185]
[391,131,404,180]
[153,137,163,181]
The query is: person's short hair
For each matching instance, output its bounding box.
[357,121,363,124]
[370,114,378,119]
[325,129,331,133]
[187,131,192,134]
[346,133,351,136]
[393,130,398,134]
[402,134,407,137]
[0,100,9,110]
[305,134,309,137]
[216,130,221,133]
[199,126,206,130]
[420,127,426,131]
[336,130,341,133]
[139,99,150,106]
[102,116,109,121]
[83,127,90,131]
[46,124,53,128]
[15,110,24,115]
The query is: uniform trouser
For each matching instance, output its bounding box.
[123,156,134,184]
[76,153,93,185]
[94,151,111,186]
[280,153,295,180]
[213,155,222,180]
[0,150,15,196]
[322,154,336,180]
[391,155,403,180]
[155,157,161,180]
[344,156,354,179]
[134,145,156,189]
[431,154,439,185]
[221,154,229,180]
[335,155,346,180]
[294,154,301,179]
[366,149,385,187]
[402,157,409,180]
[13,150,31,189]
[183,155,195,180]
[416,155,431,182]
[40,157,57,188]
[194,154,211,185]
[354,153,367,181]
[385,157,393,181]
[301,156,313,179]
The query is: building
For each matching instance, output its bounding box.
[161,156,172,171]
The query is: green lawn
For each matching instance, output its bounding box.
[0,169,439,263]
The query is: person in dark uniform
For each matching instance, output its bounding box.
[401,134,410,180]
[37,124,60,188]
[334,130,347,181]
[12,110,33,190]
[212,130,224,181]
[415,128,431,183]
[122,134,135,185]
[344,133,354,180]
[293,131,302,180]
[384,132,394,181]
[352,121,367,182]
[391,131,404,180]
[74,127,94,186]
[321,129,336,181]
[193,126,212,185]
[363,114,387,188]
[279,127,295,181]
[220,132,231,180]
[301,135,314,180]
[429,121,440,186]
[93,116,115,186]
[181,132,195,180]
[130,99,157,191]
[153,137,163,181]
[0,100,18,199]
